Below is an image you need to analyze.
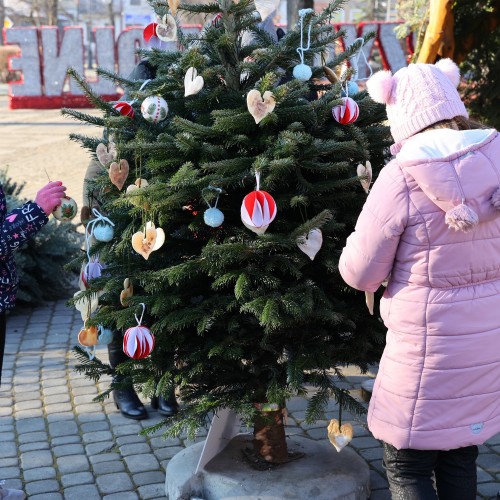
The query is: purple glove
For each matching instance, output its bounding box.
[35,181,67,215]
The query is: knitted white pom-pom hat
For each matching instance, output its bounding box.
[366,59,468,153]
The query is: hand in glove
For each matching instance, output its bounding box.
[35,181,67,215]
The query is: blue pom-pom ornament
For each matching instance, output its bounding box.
[293,64,312,81]
[93,223,114,242]
[204,207,224,227]
[341,80,359,97]
[98,327,114,345]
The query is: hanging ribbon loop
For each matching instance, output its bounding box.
[202,186,223,209]
[85,208,115,254]
[135,303,146,326]
[130,79,152,105]
[296,9,314,64]
[255,170,261,191]
[347,37,373,82]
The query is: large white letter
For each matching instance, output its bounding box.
[117,28,144,78]
[5,27,42,96]
[378,23,408,73]
[41,26,84,96]
[90,27,118,95]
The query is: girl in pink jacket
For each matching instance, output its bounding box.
[339,59,500,499]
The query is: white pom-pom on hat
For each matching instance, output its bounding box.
[366,70,395,104]
[435,58,461,88]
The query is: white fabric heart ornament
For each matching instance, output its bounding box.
[74,290,99,322]
[357,160,372,194]
[254,0,280,21]
[184,67,204,97]
[296,228,323,260]
[156,14,177,42]
[126,178,149,193]
[246,89,276,124]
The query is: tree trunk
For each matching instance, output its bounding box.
[287,0,314,31]
[0,0,4,45]
[417,0,454,63]
[47,0,58,25]
[108,0,115,28]
[253,408,288,463]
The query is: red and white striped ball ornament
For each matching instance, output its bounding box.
[113,101,135,118]
[331,97,359,124]
[240,171,277,234]
[141,95,168,124]
[123,303,155,359]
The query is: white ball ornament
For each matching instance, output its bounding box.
[141,96,168,124]
[293,63,312,81]
[204,207,224,228]
[52,196,78,222]
[93,222,114,242]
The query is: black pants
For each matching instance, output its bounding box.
[383,442,478,500]
[0,311,6,386]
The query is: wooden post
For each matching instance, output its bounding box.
[417,0,455,63]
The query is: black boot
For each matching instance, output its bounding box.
[151,388,179,417]
[108,334,148,420]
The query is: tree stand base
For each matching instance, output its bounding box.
[165,433,370,499]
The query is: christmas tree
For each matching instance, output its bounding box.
[65,0,391,463]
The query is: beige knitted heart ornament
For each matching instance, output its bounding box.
[357,161,372,194]
[327,418,353,452]
[96,142,117,166]
[120,278,134,306]
[109,159,129,190]
[246,89,276,124]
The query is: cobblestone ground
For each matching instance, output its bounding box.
[0,96,499,500]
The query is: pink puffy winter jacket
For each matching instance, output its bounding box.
[339,128,500,451]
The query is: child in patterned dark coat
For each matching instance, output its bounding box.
[0,180,66,500]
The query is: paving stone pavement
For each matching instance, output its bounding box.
[0,300,499,499]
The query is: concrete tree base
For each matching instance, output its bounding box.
[165,433,370,500]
